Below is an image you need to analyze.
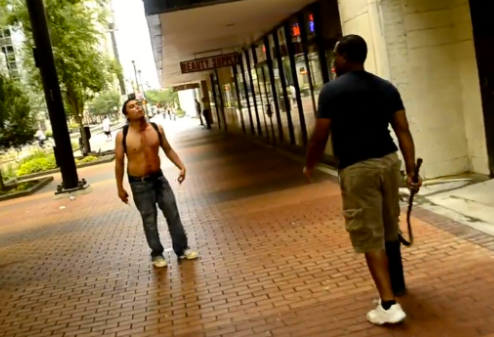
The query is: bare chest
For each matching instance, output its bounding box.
[126,127,160,155]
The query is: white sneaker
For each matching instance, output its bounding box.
[152,256,167,268]
[180,249,198,260]
[367,303,406,325]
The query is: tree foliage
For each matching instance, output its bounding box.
[89,90,121,115]
[1,0,120,153]
[0,74,36,189]
[145,89,179,108]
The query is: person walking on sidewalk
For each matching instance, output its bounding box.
[35,128,46,148]
[114,99,198,268]
[304,35,421,325]
[195,98,204,126]
[102,116,112,141]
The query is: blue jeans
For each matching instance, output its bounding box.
[129,171,189,257]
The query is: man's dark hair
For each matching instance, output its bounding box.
[121,98,133,115]
[336,35,368,64]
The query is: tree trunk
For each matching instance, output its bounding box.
[0,169,5,191]
[75,113,90,156]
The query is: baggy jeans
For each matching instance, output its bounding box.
[129,170,189,257]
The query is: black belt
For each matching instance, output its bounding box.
[128,170,163,183]
[399,158,423,247]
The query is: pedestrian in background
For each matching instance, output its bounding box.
[102,116,112,141]
[195,98,204,126]
[35,128,46,148]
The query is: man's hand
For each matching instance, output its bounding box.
[178,168,186,184]
[407,174,422,193]
[303,166,313,182]
[118,188,129,204]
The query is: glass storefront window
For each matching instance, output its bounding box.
[224,67,244,132]
[236,64,250,133]
[301,10,324,133]
[289,16,313,139]
[278,26,304,147]
[249,47,269,138]
[268,33,289,144]
[223,83,233,108]
[212,71,226,129]
[244,51,261,135]
[254,43,273,141]
[318,0,343,82]
[313,0,344,157]
[260,63,278,142]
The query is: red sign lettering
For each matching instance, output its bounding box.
[179,53,240,74]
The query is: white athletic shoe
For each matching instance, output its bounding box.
[367,302,406,325]
[152,256,167,268]
[180,249,198,260]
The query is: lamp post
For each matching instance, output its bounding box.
[137,69,150,117]
[131,60,140,93]
[26,0,84,192]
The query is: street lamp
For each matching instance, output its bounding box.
[131,60,140,92]
[137,69,150,117]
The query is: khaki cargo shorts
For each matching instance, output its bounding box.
[339,152,401,254]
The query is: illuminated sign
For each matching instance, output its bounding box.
[173,83,200,92]
[180,53,241,74]
[292,23,300,37]
[309,14,315,33]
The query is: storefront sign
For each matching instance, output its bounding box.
[180,53,240,74]
[172,83,200,92]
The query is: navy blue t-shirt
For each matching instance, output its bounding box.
[317,71,403,169]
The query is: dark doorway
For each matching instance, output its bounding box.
[470,0,494,175]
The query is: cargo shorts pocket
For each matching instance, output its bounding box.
[342,208,372,252]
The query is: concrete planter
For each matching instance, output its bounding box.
[0,176,54,202]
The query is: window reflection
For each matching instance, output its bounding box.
[244,51,261,135]
[278,27,304,147]
[302,11,324,133]
[268,34,290,144]
[252,46,271,140]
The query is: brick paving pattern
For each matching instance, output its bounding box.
[1,124,494,337]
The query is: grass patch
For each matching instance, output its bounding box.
[16,153,57,177]
[75,155,98,165]
[0,180,38,195]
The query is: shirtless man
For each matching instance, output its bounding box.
[115,99,197,268]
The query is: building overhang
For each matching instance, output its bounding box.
[145,0,317,88]
[143,0,244,15]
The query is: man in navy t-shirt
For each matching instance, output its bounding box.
[304,35,422,325]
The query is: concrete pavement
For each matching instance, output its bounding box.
[1,119,494,337]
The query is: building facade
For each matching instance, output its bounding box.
[0,28,21,79]
[144,0,493,180]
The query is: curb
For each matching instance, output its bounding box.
[0,176,54,202]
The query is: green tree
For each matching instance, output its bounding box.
[146,89,180,108]
[2,0,119,155]
[0,74,36,190]
[89,90,121,115]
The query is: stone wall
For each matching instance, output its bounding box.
[337,0,488,178]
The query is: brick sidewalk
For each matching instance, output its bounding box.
[1,125,494,337]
